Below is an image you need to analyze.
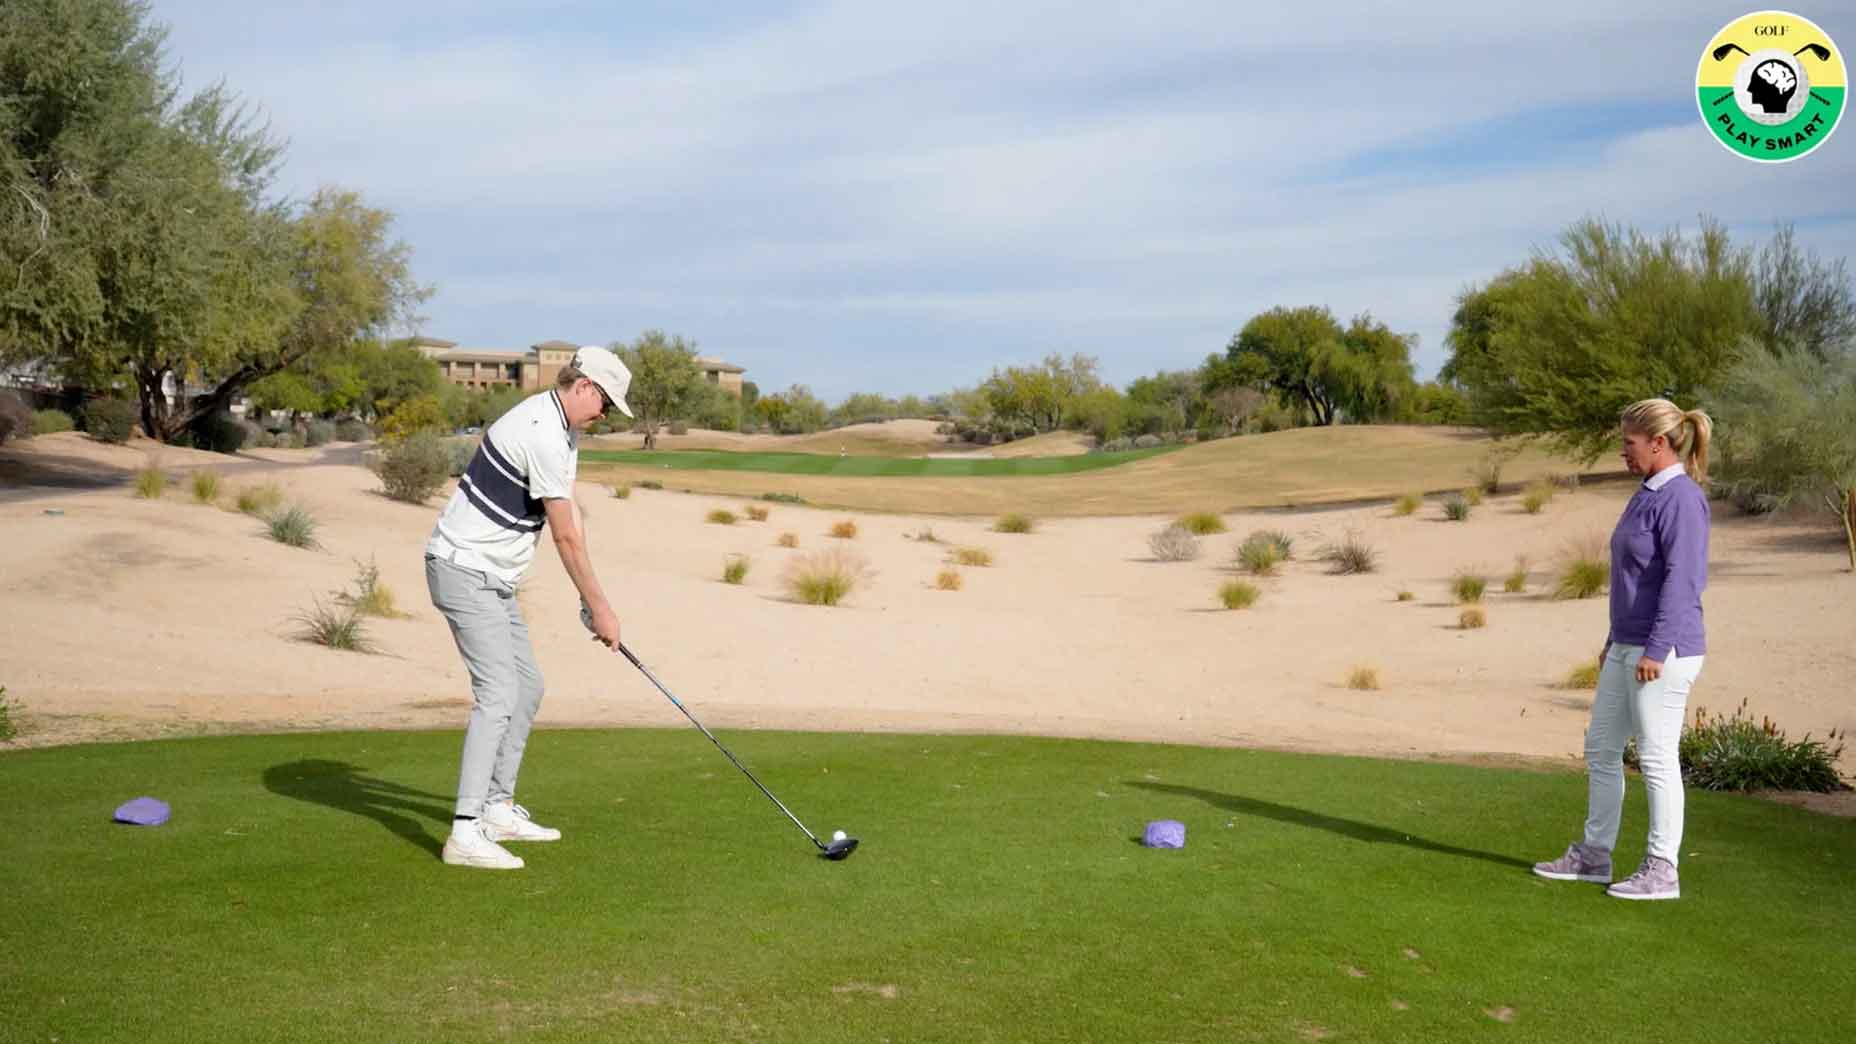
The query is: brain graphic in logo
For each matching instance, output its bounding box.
[1749,59,1798,113]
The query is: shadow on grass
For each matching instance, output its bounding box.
[263,759,452,858]
[1127,781,1530,870]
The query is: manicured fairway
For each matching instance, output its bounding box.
[3,730,1850,1042]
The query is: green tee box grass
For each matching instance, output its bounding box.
[2,731,1852,1042]
[580,445,1176,477]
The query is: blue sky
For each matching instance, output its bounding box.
[152,1,1855,400]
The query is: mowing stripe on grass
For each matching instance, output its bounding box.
[580,445,1178,477]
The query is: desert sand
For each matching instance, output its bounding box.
[1,431,1851,781]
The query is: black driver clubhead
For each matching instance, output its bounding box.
[821,837,860,861]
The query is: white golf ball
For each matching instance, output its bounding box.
[832,830,847,842]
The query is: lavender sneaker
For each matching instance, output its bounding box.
[1532,842,1612,883]
[1606,856,1679,901]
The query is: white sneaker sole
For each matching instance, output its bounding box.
[442,844,524,870]
[485,827,561,843]
[1606,886,1678,901]
[1532,868,1611,883]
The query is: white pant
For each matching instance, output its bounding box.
[1582,643,1704,865]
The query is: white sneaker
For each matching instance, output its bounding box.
[442,819,524,869]
[482,801,562,843]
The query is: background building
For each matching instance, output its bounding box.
[414,338,746,396]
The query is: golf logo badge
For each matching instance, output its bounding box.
[1697,11,1844,162]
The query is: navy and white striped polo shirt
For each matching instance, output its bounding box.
[425,389,578,584]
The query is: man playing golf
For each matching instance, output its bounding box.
[425,346,631,870]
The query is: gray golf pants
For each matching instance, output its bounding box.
[426,555,545,819]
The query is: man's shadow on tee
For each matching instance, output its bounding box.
[264,759,452,858]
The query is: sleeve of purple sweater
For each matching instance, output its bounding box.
[1645,487,1709,664]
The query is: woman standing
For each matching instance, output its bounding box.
[1533,399,1713,901]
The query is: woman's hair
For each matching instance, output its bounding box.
[1620,398,1712,483]
[555,364,586,389]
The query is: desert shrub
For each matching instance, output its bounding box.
[190,412,250,454]
[373,431,452,504]
[235,482,285,517]
[908,527,942,543]
[1315,530,1379,574]
[722,555,751,585]
[282,431,307,450]
[1461,486,1485,508]
[84,398,137,443]
[1393,492,1421,517]
[31,408,74,436]
[1559,657,1602,690]
[1346,666,1381,691]
[293,598,376,653]
[1442,494,1472,521]
[132,463,165,499]
[190,470,221,504]
[829,519,858,539]
[379,395,448,441]
[777,532,799,548]
[1236,533,1284,575]
[667,420,689,435]
[1133,434,1163,449]
[0,685,15,741]
[746,505,770,522]
[1395,590,1414,602]
[336,419,372,442]
[1471,441,1522,494]
[935,569,963,591]
[1218,580,1260,609]
[610,484,631,499]
[1503,555,1530,593]
[952,547,993,567]
[445,438,475,477]
[1522,479,1556,514]
[305,420,336,447]
[1149,523,1201,562]
[1451,570,1486,604]
[762,492,805,504]
[1178,512,1226,535]
[1459,607,1487,629]
[268,504,321,549]
[707,508,739,525]
[1625,700,1849,793]
[781,547,870,606]
[249,430,280,449]
[337,557,404,618]
[640,480,663,490]
[1252,529,1294,559]
[994,513,1035,534]
[1554,533,1609,599]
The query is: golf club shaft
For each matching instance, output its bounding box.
[617,643,826,849]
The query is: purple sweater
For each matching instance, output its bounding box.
[1608,467,1709,662]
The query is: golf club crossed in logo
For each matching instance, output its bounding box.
[1696,11,1845,162]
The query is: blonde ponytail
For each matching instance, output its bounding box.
[1681,408,1712,485]
[1620,398,1713,483]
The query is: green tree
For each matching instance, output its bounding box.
[1706,345,1856,570]
[1753,225,1856,361]
[361,341,444,421]
[1226,306,1413,426]
[1442,217,1759,460]
[1125,371,1200,434]
[613,330,702,448]
[831,392,898,426]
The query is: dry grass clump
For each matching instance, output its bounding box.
[132,463,166,499]
[746,505,770,522]
[267,505,320,549]
[1503,555,1530,593]
[1559,656,1603,690]
[1554,533,1610,599]
[935,569,963,591]
[776,532,799,548]
[1459,607,1487,630]
[1395,589,1415,602]
[722,554,751,585]
[235,482,285,517]
[781,547,871,606]
[1314,530,1379,574]
[293,598,377,653]
[1178,512,1226,535]
[994,513,1035,534]
[1218,580,1260,610]
[707,508,738,525]
[1451,570,1487,604]
[829,519,859,539]
[1521,480,1555,514]
[336,557,407,618]
[1346,666,1381,691]
[1393,492,1422,517]
[1442,494,1472,521]
[952,547,993,567]
[190,470,221,504]
[1460,486,1484,507]
[1149,523,1201,562]
[610,483,631,499]
[1236,529,1293,576]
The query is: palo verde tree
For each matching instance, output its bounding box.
[611,330,703,449]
